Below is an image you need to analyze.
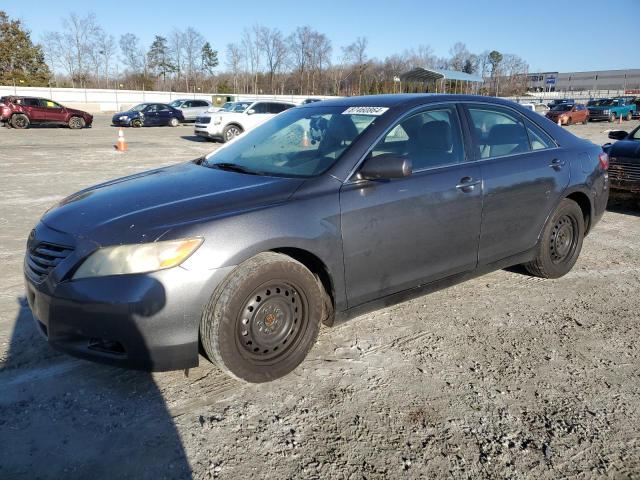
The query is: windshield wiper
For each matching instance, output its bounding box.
[213,162,259,175]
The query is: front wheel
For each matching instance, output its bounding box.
[582,117,588,125]
[169,117,180,127]
[626,111,632,121]
[222,124,243,143]
[131,118,142,128]
[609,113,617,123]
[200,252,324,383]
[524,198,584,279]
[68,116,85,129]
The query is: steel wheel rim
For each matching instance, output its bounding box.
[549,214,577,263]
[236,281,307,363]
[226,127,240,140]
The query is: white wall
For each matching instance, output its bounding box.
[0,85,337,113]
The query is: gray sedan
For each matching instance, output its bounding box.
[24,94,608,382]
[169,98,212,121]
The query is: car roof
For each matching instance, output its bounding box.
[296,93,539,111]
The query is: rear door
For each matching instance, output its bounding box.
[157,104,174,124]
[340,104,483,307]
[463,103,570,264]
[21,98,44,121]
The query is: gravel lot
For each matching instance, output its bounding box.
[1,115,639,479]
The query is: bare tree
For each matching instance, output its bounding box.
[119,33,146,75]
[89,28,116,88]
[288,26,313,94]
[241,26,261,94]
[342,37,368,94]
[182,27,205,90]
[257,26,287,93]
[169,29,185,86]
[225,42,244,94]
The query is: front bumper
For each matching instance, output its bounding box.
[587,112,610,121]
[24,222,234,371]
[111,117,132,126]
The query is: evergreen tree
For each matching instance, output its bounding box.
[147,35,175,83]
[200,42,219,75]
[0,11,50,86]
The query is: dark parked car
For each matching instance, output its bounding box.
[547,98,575,109]
[545,103,589,125]
[0,96,93,129]
[111,103,184,127]
[25,94,609,382]
[603,125,640,197]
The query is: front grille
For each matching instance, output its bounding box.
[608,158,640,182]
[196,116,211,124]
[26,242,73,283]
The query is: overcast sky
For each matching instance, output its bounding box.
[3,0,639,73]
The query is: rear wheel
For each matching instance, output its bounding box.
[222,124,242,143]
[200,252,323,383]
[68,116,85,129]
[11,114,29,129]
[524,199,584,279]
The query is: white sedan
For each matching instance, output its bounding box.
[194,101,295,142]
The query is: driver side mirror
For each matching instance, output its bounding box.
[247,109,256,115]
[358,154,412,180]
[608,130,628,140]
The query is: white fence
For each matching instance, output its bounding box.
[0,85,336,113]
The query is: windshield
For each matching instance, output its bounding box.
[219,102,234,111]
[229,102,252,113]
[551,105,572,112]
[590,99,613,107]
[130,103,150,112]
[202,106,380,178]
[169,100,184,108]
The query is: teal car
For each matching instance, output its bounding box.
[587,97,637,122]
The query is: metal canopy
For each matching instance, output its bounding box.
[400,67,483,83]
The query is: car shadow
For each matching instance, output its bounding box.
[180,135,214,143]
[0,297,193,479]
[607,194,640,217]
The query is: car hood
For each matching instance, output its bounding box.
[114,110,141,117]
[608,140,640,160]
[66,107,90,116]
[42,161,305,243]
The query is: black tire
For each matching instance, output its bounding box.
[566,116,573,126]
[11,114,29,129]
[626,111,632,121]
[582,117,588,125]
[169,117,179,127]
[222,124,242,143]
[68,116,85,129]
[609,113,616,123]
[200,252,324,382]
[524,199,585,279]
[131,118,142,128]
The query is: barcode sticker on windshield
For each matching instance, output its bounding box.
[342,106,389,116]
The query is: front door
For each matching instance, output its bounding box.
[40,99,66,123]
[340,104,483,307]
[464,104,571,264]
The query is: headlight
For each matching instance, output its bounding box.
[213,115,222,125]
[119,115,129,120]
[72,238,203,279]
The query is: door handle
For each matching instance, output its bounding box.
[549,158,566,169]
[456,176,481,192]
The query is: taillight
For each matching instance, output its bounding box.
[598,152,609,170]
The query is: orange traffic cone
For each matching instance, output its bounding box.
[618,114,623,125]
[115,128,128,152]
[301,130,310,147]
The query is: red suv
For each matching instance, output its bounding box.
[1,96,93,129]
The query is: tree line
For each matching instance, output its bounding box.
[1,10,531,96]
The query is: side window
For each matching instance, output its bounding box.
[196,101,209,107]
[468,106,531,159]
[371,105,464,171]
[525,120,556,150]
[146,105,158,112]
[269,103,290,114]
[182,101,193,108]
[158,104,171,111]
[252,103,269,114]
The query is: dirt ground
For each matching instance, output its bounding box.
[1,115,639,479]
